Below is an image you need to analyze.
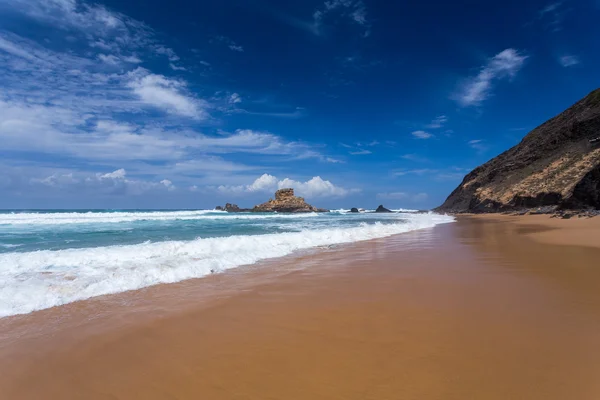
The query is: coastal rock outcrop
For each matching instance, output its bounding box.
[252,188,328,213]
[215,203,252,212]
[350,208,360,213]
[436,88,600,213]
[375,205,392,213]
[225,203,240,212]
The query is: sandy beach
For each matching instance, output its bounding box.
[1,215,600,399]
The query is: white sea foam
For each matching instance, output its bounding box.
[0,213,453,317]
[0,210,320,226]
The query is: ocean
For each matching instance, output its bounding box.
[0,209,454,317]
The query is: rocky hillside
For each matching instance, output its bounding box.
[436,88,600,213]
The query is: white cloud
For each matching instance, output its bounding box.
[229,93,242,104]
[247,174,279,192]
[454,48,527,107]
[127,68,207,119]
[426,115,448,129]
[229,44,244,52]
[411,130,433,139]
[218,174,356,198]
[559,55,580,67]
[100,168,126,179]
[160,179,175,190]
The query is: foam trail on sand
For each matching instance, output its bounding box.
[0,213,453,317]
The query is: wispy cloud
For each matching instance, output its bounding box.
[396,115,449,132]
[559,55,580,67]
[340,142,374,155]
[0,0,348,200]
[393,168,467,182]
[311,0,371,37]
[229,93,242,104]
[211,35,244,52]
[393,169,436,177]
[217,174,357,198]
[127,68,208,119]
[453,49,527,107]
[349,149,372,155]
[400,154,430,163]
[467,139,488,152]
[538,2,567,31]
[411,130,434,139]
[31,168,176,196]
[425,115,448,129]
[2,0,176,68]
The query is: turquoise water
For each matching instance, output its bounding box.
[0,209,418,253]
[0,209,454,317]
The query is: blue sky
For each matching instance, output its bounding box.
[0,0,599,209]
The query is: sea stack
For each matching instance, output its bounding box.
[252,188,328,213]
[436,88,600,213]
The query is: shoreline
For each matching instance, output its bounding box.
[2,215,600,399]
[462,214,600,249]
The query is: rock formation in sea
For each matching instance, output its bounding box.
[225,203,254,212]
[375,205,393,213]
[436,88,600,213]
[218,189,328,213]
[350,208,360,213]
[253,188,328,213]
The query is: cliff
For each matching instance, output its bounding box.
[436,88,600,213]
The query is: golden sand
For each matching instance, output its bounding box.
[1,216,600,399]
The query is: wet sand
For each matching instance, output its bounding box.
[1,215,600,399]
